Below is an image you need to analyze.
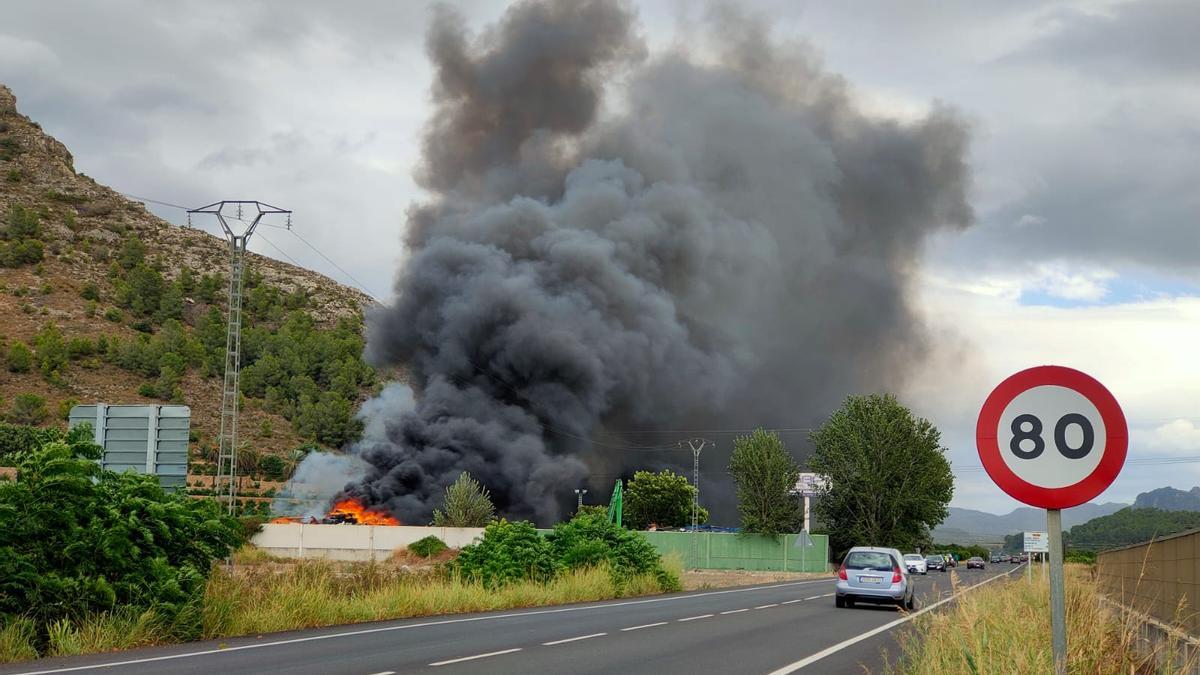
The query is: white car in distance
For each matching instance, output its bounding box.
[902,553,927,575]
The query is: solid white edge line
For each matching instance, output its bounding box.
[766,567,1022,674]
[429,648,522,667]
[9,578,833,675]
[720,608,749,615]
[542,633,606,646]
[754,604,778,609]
[677,614,714,622]
[620,622,668,631]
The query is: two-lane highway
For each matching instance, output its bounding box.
[3,565,1022,675]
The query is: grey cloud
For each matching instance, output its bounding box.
[1015,0,1200,79]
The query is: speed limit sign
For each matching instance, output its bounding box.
[976,365,1128,509]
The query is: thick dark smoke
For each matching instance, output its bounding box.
[337,0,972,525]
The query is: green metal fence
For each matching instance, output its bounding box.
[640,531,829,572]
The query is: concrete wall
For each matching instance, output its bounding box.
[251,524,829,572]
[1097,527,1200,637]
[252,524,484,561]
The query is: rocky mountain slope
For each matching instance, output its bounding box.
[1134,486,1200,511]
[0,83,378,494]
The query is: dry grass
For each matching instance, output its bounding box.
[887,565,1199,674]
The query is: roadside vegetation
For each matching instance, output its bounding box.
[888,565,1196,674]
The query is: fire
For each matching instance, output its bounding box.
[323,498,401,526]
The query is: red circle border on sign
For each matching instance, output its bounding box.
[976,365,1128,509]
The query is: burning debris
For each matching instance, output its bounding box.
[322,498,402,526]
[302,0,972,526]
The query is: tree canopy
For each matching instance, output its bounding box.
[808,394,954,559]
[1064,507,1200,551]
[432,472,495,527]
[728,429,803,536]
[0,425,242,643]
[624,469,707,530]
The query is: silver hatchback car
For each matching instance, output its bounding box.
[835,546,915,610]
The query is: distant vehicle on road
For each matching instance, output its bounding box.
[903,553,927,575]
[1020,553,1029,563]
[1011,554,1022,563]
[942,554,957,568]
[925,555,946,572]
[989,554,1001,563]
[835,547,915,611]
[966,556,985,569]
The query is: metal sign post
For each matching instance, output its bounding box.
[977,366,1128,675]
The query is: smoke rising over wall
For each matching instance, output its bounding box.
[340,0,973,524]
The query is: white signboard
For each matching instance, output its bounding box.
[795,473,829,497]
[1024,531,1049,553]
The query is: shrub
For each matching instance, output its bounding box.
[452,520,560,588]
[57,398,79,421]
[0,422,61,465]
[7,394,49,425]
[432,472,495,527]
[104,308,122,322]
[5,342,32,373]
[408,536,449,558]
[547,511,678,590]
[80,282,100,301]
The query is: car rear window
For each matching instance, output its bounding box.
[925,556,941,562]
[903,554,921,560]
[845,551,895,571]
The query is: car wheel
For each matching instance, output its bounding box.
[906,595,916,611]
[835,595,845,608]
[846,598,856,609]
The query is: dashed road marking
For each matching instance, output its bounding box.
[678,614,714,622]
[542,633,606,646]
[754,604,779,609]
[804,595,822,601]
[781,599,804,605]
[430,648,522,666]
[720,609,749,615]
[621,622,668,632]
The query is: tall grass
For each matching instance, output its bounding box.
[888,565,1198,674]
[1,555,677,663]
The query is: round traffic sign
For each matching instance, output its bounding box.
[976,366,1127,509]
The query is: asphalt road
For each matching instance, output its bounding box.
[4,564,1023,675]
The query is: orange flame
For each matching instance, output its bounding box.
[325,498,401,526]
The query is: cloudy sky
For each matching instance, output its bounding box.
[3,0,1197,514]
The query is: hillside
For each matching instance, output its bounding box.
[1064,507,1200,551]
[934,502,1127,542]
[0,83,380,508]
[1133,486,1200,511]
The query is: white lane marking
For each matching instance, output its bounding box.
[754,604,779,609]
[720,608,750,615]
[542,633,606,646]
[766,568,1020,674]
[430,648,522,666]
[820,593,835,597]
[804,595,822,600]
[8,578,833,675]
[678,614,714,622]
[781,599,804,605]
[366,672,396,675]
[621,622,668,631]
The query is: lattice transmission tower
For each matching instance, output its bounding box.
[187,201,291,515]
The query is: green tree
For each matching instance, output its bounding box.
[808,394,954,559]
[452,519,560,587]
[259,454,286,481]
[117,236,145,270]
[625,469,707,530]
[728,429,803,536]
[0,425,241,642]
[292,391,362,448]
[432,472,495,527]
[32,323,68,379]
[7,394,49,425]
[6,341,32,373]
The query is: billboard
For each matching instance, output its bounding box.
[795,472,830,497]
[68,404,190,491]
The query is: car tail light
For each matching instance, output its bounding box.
[891,566,902,584]
[838,564,848,581]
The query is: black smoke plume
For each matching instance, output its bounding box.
[335,0,972,525]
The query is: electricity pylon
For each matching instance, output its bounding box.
[187,201,291,515]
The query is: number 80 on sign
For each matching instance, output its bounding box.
[976,366,1128,509]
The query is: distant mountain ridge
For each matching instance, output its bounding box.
[1134,486,1200,511]
[934,502,1127,542]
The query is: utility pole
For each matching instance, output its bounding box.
[574,488,588,512]
[187,201,291,515]
[682,438,711,570]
